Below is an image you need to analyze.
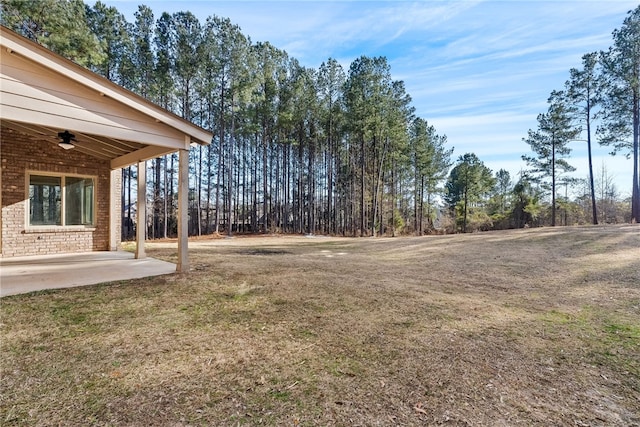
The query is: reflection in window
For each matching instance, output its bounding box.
[65,177,94,225]
[29,174,95,227]
[29,175,61,225]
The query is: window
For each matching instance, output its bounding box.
[28,174,95,227]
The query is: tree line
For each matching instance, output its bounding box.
[3,0,454,237]
[521,6,640,226]
[446,5,639,231]
[2,1,638,236]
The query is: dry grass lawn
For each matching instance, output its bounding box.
[1,225,639,426]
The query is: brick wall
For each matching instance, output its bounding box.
[1,126,120,257]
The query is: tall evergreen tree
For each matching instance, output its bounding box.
[171,11,202,122]
[1,0,104,66]
[86,2,121,80]
[410,118,452,233]
[132,5,155,99]
[383,80,414,236]
[490,168,513,223]
[152,12,176,236]
[510,177,543,228]
[288,61,320,234]
[598,5,640,223]
[565,52,601,225]
[445,153,495,233]
[202,16,253,235]
[318,58,346,234]
[131,5,163,237]
[153,12,174,110]
[522,91,580,226]
[85,2,134,88]
[253,42,288,233]
[344,56,395,236]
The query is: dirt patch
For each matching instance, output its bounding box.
[235,248,292,256]
[1,225,639,425]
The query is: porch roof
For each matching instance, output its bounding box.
[0,26,212,169]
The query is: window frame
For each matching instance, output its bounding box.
[26,171,97,230]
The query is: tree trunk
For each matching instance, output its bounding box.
[360,137,366,237]
[552,135,557,227]
[463,187,468,233]
[163,157,168,238]
[262,129,269,233]
[632,90,640,223]
[196,145,202,236]
[228,102,235,237]
[586,99,598,225]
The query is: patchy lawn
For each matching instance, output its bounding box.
[1,225,639,426]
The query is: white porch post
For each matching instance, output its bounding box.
[177,146,189,272]
[135,160,146,259]
[109,169,120,251]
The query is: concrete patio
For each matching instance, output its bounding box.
[0,251,176,297]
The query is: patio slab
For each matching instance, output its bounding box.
[0,251,176,297]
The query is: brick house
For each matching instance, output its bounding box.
[0,26,212,272]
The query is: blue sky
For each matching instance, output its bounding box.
[103,0,638,197]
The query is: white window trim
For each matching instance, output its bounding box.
[25,171,97,230]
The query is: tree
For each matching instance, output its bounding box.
[565,52,601,225]
[130,5,165,238]
[201,16,253,235]
[132,5,155,99]
[85,2,130,81]
[171,11,202,122]
[383,80,414,237]
[595,163,622,223]
[445,153,495,233]
[253,42,288,234]
[598,5,640,223]
[153,12,176,237]
[522,91,579,226]
[488,169,512,228]
[171,12,203,236]
[510,177,543,228]
[287,61,321,235]
[1,0,104,66]
[153,12,175,110]
[344,56,396,236]
[46,2,456,238]
[317,58,346,234]
[410,118,452,234]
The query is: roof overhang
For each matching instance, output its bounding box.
[0,26,212,169]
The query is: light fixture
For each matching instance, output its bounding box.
[58,130,75,150]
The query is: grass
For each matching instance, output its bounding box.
[1,225,639,426]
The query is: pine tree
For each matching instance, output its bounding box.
[598,6,640,223]
[445,153,495,233]
[344,56,396,236]
[318,58,346,234]
[410,118,452,233]
[133,5,155,99]
[1,0,104,67]
[85,2,132,84]
[171,11,202,122]
[522,91,580,226]
[565,52,601,225]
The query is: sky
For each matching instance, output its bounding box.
[102,0,639,198]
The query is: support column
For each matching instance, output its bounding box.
[109,169,120,251]
[135,160,146,259]
[177,147,189,272]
